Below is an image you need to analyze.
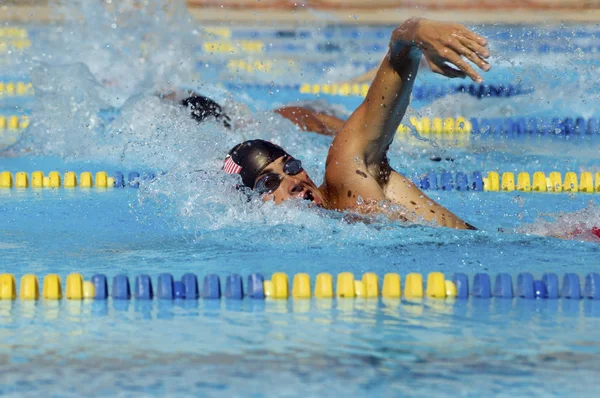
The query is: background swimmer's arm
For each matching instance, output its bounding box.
[328,18,490,167]
[312,113,345,135]
[274,106,344,136]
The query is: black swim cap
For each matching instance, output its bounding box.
[223,140,288,188]
[180,94,231,128]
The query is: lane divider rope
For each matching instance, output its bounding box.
[0,272,598,301]
[5,112,598,140]
[411,170,600,193]
[223,82,529,100]
[1,170,598,194]
[0,171,154,189]
[198,26,600,42]
[398,116,600,137]
[470,116,600,136]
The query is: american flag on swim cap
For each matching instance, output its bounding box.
[223,155,242,174]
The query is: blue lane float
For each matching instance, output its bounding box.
[91,274,108,300]
[493,273,514,299]
[472,273,491,298]
[128,172,140,188]
[440,172,453,191]
[157,273,174,299]
[562,273,582,299]
[542,273,560,299]
[182,273,199,300]
[113,172,125,188]
[455,172,468,191]
[112,274,131,300]
[203,274,221,300]
[428,172,439,190]
[419,173,430,190]
[247,273,265,299]
[225,274,244,300]
[452,273,470,299]
[517,273,535,299]
[584,273,600,300]
[471,172,483,191]
[134,274,154,300]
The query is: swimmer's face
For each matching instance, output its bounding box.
[254,156,323,206]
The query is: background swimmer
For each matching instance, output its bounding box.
[162,91,345,136]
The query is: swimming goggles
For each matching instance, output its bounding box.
[254,158,303,194]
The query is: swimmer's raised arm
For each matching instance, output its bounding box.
[329,18,490,167]
[323,19,489,229]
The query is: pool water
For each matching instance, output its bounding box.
[2,2,600,396]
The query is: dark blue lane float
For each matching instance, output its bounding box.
[412,83,532,101]
[412,171,484,192]
[493,273,514,298]
[223,82,533,101]
[470,116,600,137]
[472,273,492,298]
[135,274,154,300]
[203,274,222,300]
[543,273,560,299]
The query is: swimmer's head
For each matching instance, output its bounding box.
[224,139,323,205]
[181,94,231,128]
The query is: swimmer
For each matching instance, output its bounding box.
[166,92,344,136]
[223,18,491,230]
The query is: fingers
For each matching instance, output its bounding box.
[461,28,488,46]
[458,35,490,59]
[419,22,490,82]
[451,37,491,72]
[441,47,483,82]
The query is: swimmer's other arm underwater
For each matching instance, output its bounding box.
[223,18,490,230]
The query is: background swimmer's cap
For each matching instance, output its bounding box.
[181,94,231,128]
[223,140,288,188]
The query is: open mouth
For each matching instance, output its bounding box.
[303,190,314,202]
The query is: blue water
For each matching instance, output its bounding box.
[2,2,600,396]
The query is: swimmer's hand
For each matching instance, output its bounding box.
[392,18,490,83]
